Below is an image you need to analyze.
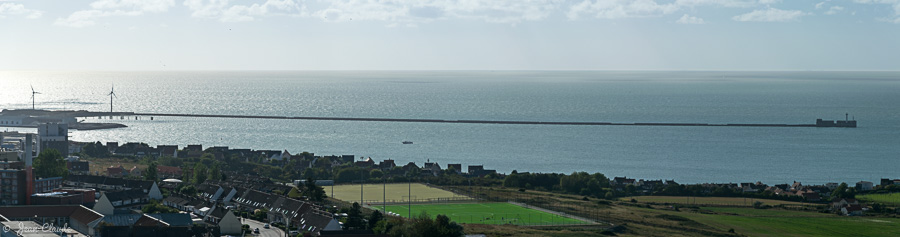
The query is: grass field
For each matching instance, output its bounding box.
[623,196,821,207]
[329,183,465,204]
[635,206,900,236]
[857,193,900,206]
[84,157,146,176]
[383,203,589,225]
[691,207,900,236]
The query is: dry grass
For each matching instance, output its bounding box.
[623,196,822,207]
[83,157,147,176]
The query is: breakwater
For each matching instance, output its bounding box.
[130,112,835,128]
[2,109,855,128]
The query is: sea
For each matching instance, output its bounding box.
[1,71,898,185]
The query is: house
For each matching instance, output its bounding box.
[198,184,225,202]
[106,142,119,153]
[402,162,419,172]
[129,166,143,178]
[162,194,193,212]
[157,165,183,179]
[205,206,241,235]
[801,192,821,202]
[740,182,767,193]
[841,204,864,216]
[99,213,196,237]
[341,155,355,164]
[355,157,375,168]
[423,161,441,176]
[67,160,90,175]
[66,175,156,193]
[293,209,342,236]
[157,145,178,158]
[825,182,840,190]
[146,213,194,227]
[108,165,127,177]
[446,164,462,174]
[379,159,396,170]
[856,181,874,191]
[0,205,105,236]
[639,180,665,191]
[612,177,637,186]
[832,198,859,210]
[95,189,151,214]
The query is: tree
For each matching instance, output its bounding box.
[434,214,463,237]
[287,187,302,199]
[142,200,178,214]
[344,202,364,230]
[370,169,384,180]
[210,163,221,181]
[82,142,109,157]
[368,211,383,230]
[145,162,158,181]
[381,213,463,237]
[193,163,207,185]
[302,177,327,202]
[34,149,67,178]
[832,183,849,199]
[179,185,197,196]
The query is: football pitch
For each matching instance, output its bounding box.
[383,202,589,225]
[329,183,466,204]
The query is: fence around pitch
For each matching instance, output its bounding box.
[360,196,478,206]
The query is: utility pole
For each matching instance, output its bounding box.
[383,174,386,213]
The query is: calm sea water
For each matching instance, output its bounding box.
[1,71,899,184]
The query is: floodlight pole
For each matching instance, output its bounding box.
[408,181,411,218]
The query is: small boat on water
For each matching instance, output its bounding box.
[402,141,413,144]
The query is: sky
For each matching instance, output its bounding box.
[1,0,899,71]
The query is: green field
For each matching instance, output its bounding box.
[858,193,900,206]
[623,196,822,207]
[643,206,900,236]
[383,202,589,225]
[329,183,466,204]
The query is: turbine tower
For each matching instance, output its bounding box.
[108,85,117,112]
[30,85,40,110]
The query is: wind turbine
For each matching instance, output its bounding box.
[30,85,40,110]
[108,84,117,112]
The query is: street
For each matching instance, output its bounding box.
[242,218,285,237]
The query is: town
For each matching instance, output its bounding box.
[1,123,899,237]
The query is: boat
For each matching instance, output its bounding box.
[402,141,413,144]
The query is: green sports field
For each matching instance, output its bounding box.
[857,193,900,206]
[383,202,589,225]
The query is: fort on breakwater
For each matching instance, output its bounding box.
[0,109,857,129]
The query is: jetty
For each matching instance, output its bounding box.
[133,112,856,127]
[1,109,857,129]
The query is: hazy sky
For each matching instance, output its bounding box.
[1,0,899,70]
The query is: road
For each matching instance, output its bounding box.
[242,218,285,237]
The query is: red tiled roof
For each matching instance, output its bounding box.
[157,165,182,174]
